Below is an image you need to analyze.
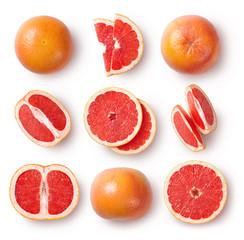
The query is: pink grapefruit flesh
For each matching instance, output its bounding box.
[164,160,227,224]
[110,99,156,154]
[171,105,205,152]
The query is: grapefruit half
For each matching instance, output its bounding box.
[185,84,217,134]
[110,99,156,154]
[164,160,227,224]
[84,87,142,147]
[94,13,144,76]
[9,164,79,220]
[15,90,71,147]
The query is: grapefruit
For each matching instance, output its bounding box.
[171,105,205,152]
[9,164,79,220]
[90,167,152,221]
[15,90,71,147]
[110,99,156,154]
[15,15,73,74]
[94,13,144,76]
[83,87,142,147]
[161,15,220,74]
[185,84,217,134]
[164,160,227,224]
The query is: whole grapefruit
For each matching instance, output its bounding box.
[90,167,152,221]
[161,15,220,74]
[15,16,73,74]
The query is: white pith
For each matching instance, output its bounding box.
[9,164,79,220]
[15,90,71,147]
[185,84,217,135]
[94,14,144,77]
[171,106,205,152]
[110,99,156,154]
[163,160,227,224]
[84,87,143,147]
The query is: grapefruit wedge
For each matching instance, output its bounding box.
[185,84,217,134]
[110,99,156,154]
[15,90,71,147]
[84,87,142,147]
[94,13,144,76]
[9,164,79,220]
[164,160,227,224]
[171,105,205,152]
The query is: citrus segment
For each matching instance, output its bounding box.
[171,105,205,152]
[15,90,71,147]
[164,161,227,224]
[84,87,142,147]
[9,164,79,220]
[94,14,143,76]
[185,84,217,134]
[110,99,156,154]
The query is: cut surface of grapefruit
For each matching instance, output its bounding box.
[185,84,217,134]
[171,105,205,152]
[110,99,156,154]
[15,90,71,147]
[94,13,143,76]
[84,87,142,147]
[9,164,79,220]
[164,160,227,224]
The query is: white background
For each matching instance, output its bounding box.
[1,0,242,239]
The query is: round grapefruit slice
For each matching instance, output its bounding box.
[185,84,217,134]
[110,99,156,154]
[164,160,227,224]
[9,164,79,220]
[171,105,205,152]
[15,90,71,147]
[94,13,144,76]
[84,87,142,147]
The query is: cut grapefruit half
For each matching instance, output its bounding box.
[171,105,205,152]
[94,13,144,76]
[110,99,156,154]
[9,164,79,220]
[164,160,227,224]
[15,90,71,147]
[185,84,217,134]
[84,87,142,147]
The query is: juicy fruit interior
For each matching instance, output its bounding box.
[95,17,140,73]
[87,91,139,143]
[14,169,74,215]
[167,164,224,220]
[18,94,66,142]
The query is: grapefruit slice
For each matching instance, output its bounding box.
[84,87,142,147]
[110,99,156,154]
[185,84,217,134]
[9,164,79,220]
[164,160,227,224]
[94,13,144,76]
[171,105,205,152]
[15,90,71,147]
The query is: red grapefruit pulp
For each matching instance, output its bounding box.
[164,161,227,224]
[9,164,79,220]
[15,90,71,147]
[171,105,205,152]
[84,87,142,147]
[185,84,217,134]
[94,14,144,76]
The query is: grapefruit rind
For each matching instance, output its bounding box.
[110,99,156,154]
[163,160,227,224]
[9,164,79,220]
[15,90,71,147]
[171,105,205,152]
[185,84,217,135]
[83,87,143,147]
